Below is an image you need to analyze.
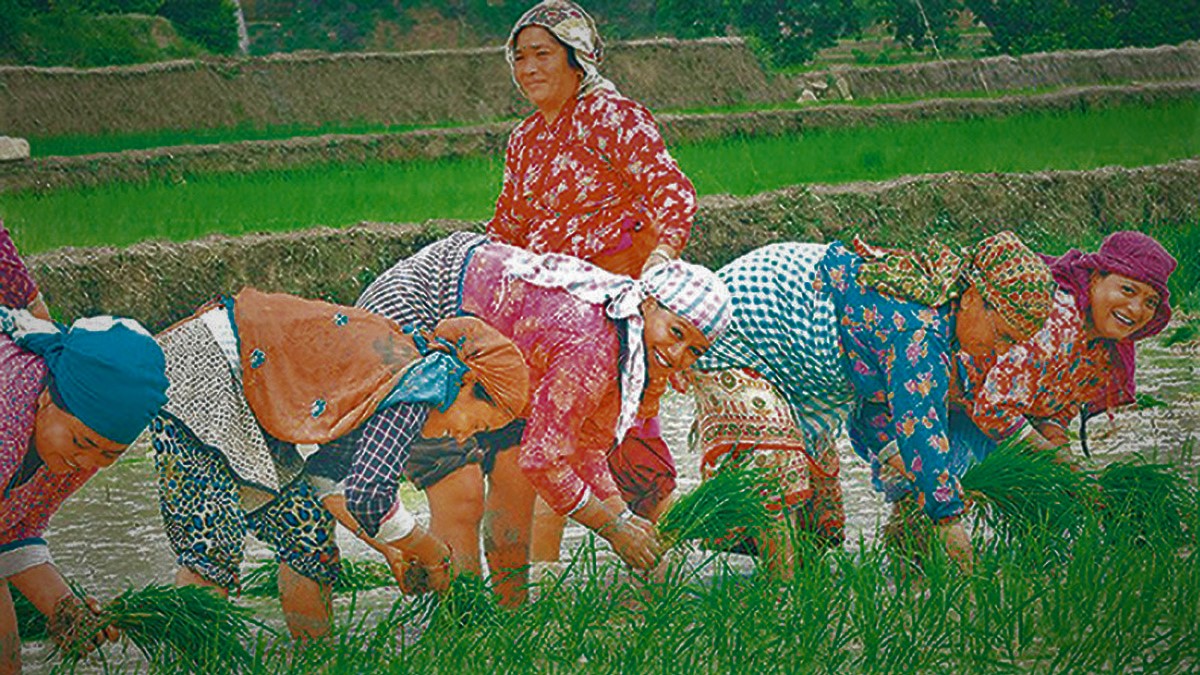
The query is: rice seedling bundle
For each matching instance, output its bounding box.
[1095,459,1197,547]
[56,584,260,673]
[658,461,777,548]
[960,438,1091,538]
[430,574,498,629]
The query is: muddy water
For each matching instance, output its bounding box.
[21,341,1198,671]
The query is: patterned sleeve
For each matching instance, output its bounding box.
[485,126,529,249]
[340,403,429,537]
[968,298,1078,441]
[517,336,618,515]
[0,225,39,309]
[967,349,1039,441]
[883,324,963,522]
[594,99,696,253]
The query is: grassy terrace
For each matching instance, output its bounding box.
[3,96,1197,256]
[22,80,1176,159]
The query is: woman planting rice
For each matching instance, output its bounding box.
[692,232,1055,570]
[152,291,529,638]
[1,224,169,674]
[486,0,699,560]
[356,232,731,605]
[950,230,1177,466]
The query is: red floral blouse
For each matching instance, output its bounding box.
[966,290,1113,440]
[487,89,696,278]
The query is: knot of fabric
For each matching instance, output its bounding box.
[852,236,967,307]
[389,317,531,419]
[386,325,473,413]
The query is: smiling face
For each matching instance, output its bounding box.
[33,389,127,474]
[1087,272,1160,341]
[641,297,712,379]
[421,382,516,444]
[511,25,582,122]
[956,285,1024,361]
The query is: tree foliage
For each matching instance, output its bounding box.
[869,0,962,52]
[965,0,1200,54]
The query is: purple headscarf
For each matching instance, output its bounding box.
[1041,230,1177,416]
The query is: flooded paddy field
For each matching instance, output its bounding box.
[19,332,1198,673]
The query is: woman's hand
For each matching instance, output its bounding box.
[933,520,973,573]
[47,594,118,657]
[385,526,453,595]
[600,511,663,570]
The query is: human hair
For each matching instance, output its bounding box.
[473,381,496,406]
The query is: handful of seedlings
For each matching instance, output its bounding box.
[658,460,777,549]
[53,584,260,673]
[961,437,1090,538]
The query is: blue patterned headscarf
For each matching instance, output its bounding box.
[1,307,168,444]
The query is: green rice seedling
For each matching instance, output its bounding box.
[1136,392,1170,409]
[657,459,777,549]
[428,573,498,630]
[1095,458,1197,550]
[960,437,1091,541]
[56,584,261,673]
[11,590,48,641]
[241,558,395,598]
[1162,317,1200,347]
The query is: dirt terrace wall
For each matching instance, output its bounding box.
[794,42,1200,102]
[4,81,1196,194]
[3,40,1197,142]
[26,159,1199,332]
[0,38,773,139]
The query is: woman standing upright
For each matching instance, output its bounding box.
[487,1,699,557]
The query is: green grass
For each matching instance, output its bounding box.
[26,81,1128,158]
[28,121,434,158]
[20,448,1200,673]
[3,97,1197,257]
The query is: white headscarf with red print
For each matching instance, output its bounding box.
[504,247,731,439]
[506,0,618,98]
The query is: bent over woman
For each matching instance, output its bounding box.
[152,290,528,638]
[951,230,1177,466]
[693,232,1055,571]
[356,231,731,605]
[2,225,168,674]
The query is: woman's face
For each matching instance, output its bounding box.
[422,382,515,444]
[1088,272,1160,341]
[641,297,711,379]
[512,26,582,119]
[956,286,1023,361]
[33,389,127,474]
